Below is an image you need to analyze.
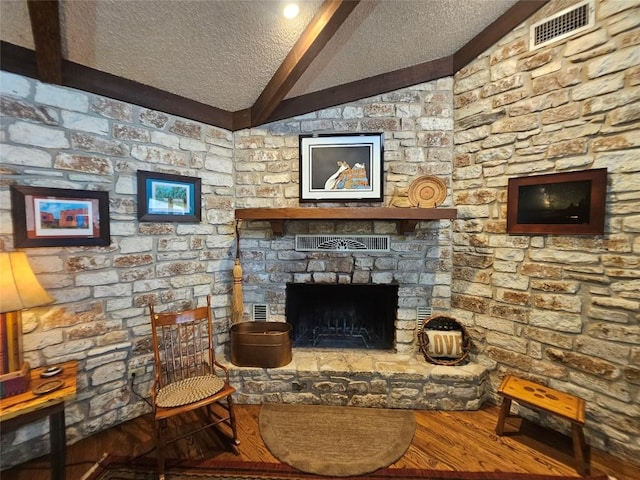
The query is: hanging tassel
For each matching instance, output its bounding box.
[231,221,244,324]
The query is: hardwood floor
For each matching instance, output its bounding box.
[3,404,639,480]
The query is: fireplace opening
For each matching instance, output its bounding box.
[285,283,398,349]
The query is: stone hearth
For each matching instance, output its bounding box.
[224,350,487,410]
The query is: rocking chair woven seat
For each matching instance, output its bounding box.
[155,374,225,408]
[418,316,471,366]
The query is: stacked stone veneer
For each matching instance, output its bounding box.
[0,0,638,469]
[0,72,237,467]
[224,351,487,410]
[451,0,640,462]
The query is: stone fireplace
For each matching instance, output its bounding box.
[285,283,398,349]
[225,222,486,410]
[234,223,453,356]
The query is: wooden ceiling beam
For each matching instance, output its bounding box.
[26,0,63,85]
[63,62,235,131]
[249,0,360,127]
[0,41,234,131]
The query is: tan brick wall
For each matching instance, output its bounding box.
[452,0,640,461]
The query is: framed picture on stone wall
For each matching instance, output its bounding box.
[507,168,607,235]
[299,133,384,202]
[137,170,201,222]
[10,186,111,247]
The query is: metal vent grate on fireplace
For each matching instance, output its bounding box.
[252,304,268,321]
[416,306,433,332]
[295,235,390,252]
[529,0,594,51]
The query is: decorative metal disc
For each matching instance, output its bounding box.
[407,176,447,207]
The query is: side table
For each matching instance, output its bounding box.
[0,360,78,480]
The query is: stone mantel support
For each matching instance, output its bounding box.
[235,207,458,234]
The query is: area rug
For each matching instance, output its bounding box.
[83,457,612,480]
[259,403,415,476]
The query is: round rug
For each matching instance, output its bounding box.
[259,403,416,477]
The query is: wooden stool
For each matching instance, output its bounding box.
[496,375,589,476]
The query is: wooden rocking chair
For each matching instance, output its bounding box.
[149,295,239,479]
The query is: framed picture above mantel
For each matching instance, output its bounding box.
[299,133,384,202]
[507,168,607,235]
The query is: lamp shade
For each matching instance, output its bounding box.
[0,252,54,313]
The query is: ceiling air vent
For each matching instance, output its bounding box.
[530,0,594,51]
[295,235,390,252]
[252,304,268,321]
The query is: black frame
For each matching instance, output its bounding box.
[299,133,384,202]
[137,170,202,222]
[507,168,607,235]
[10,186,111,247]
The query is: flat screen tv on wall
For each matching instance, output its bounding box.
[507,168,607,235]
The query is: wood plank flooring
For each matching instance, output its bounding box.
[3,404,639,480]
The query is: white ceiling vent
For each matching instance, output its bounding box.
[530,0,594,51]
[295,235,390,252]
[252,304,268,321]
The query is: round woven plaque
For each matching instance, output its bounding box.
[156,374,224,408]
[407,176,447,207]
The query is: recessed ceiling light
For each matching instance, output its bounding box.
[283,3,300,19]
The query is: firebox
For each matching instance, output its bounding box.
[285,283,398,349]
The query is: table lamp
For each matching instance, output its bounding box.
[0,251,54,397]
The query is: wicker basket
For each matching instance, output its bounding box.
[418,316,471,366]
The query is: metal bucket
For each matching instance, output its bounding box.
[230,321,292,368]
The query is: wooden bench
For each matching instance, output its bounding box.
[496,375,589,476]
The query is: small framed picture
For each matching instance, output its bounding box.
[137,170,201,222]
[507,168,607,235]
[10,186,111,247]
[299,133,384,202]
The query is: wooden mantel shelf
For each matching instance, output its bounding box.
[235,207,457,234]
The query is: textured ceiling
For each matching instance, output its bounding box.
[0,0,549,129]
[289,0,520,98]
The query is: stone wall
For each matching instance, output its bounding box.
[226,350,488,410]
[451,0,640,461]
[0,71,236,466]
[234,79,455,353]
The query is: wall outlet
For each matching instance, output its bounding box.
[129,367,145,381]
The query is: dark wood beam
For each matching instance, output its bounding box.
[63,62,235,131]
[453,0,550,72]
[249,0,360,127]
[0,42,234,130]
[26,0,62,85]
[233,108,252,131]
[1,42,38,79]
[267,56,453,124]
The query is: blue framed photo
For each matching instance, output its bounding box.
[137,170,201,222]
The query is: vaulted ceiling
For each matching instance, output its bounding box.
[0,0,549,131]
